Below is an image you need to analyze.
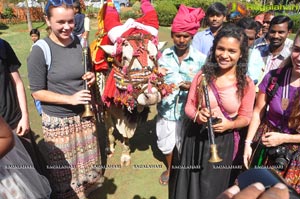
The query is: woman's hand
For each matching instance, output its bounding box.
[216,182,289,199]
[212,117,231,133]
[262,132,286,147]
[243,144,253,169]
[82,72,95,87]
[70,90,91,105]
[16,116,30,136]
[196,108,211,123]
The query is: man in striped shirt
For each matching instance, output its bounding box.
[255,15,293,82]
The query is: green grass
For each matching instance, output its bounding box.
[0,20,172,199]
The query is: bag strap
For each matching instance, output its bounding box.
[210,82,233,121]
[33,39,52,70]
[210,80,241,160]
[266,66,285,103]
[32,35,79,71]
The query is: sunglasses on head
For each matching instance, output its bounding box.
[45,0,74,14]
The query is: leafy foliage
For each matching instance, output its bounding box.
[120,8,141,20]
[157,0,230,10]
[289,14,300,33]
[154,1,177,26]
[131,0,141,13]
[6,0,20,4]
[2,7,15,19]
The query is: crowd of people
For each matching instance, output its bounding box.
[0,0,300,198]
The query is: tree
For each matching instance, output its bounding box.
[25,0,33,30]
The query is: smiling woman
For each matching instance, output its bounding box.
[170,24,256,199]
[244,29,300,194]
[27,1,103,198]
[215,37,242,70]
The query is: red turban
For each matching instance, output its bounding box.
[171,4,205,36]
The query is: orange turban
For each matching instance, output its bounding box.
[171,4,205,35]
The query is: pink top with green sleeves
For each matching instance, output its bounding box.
[185,71,256,124]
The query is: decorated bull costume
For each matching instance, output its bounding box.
[91,0,172,166]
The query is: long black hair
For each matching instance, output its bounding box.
[202,23,249,98]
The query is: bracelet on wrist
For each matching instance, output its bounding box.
[245,140,253,145]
